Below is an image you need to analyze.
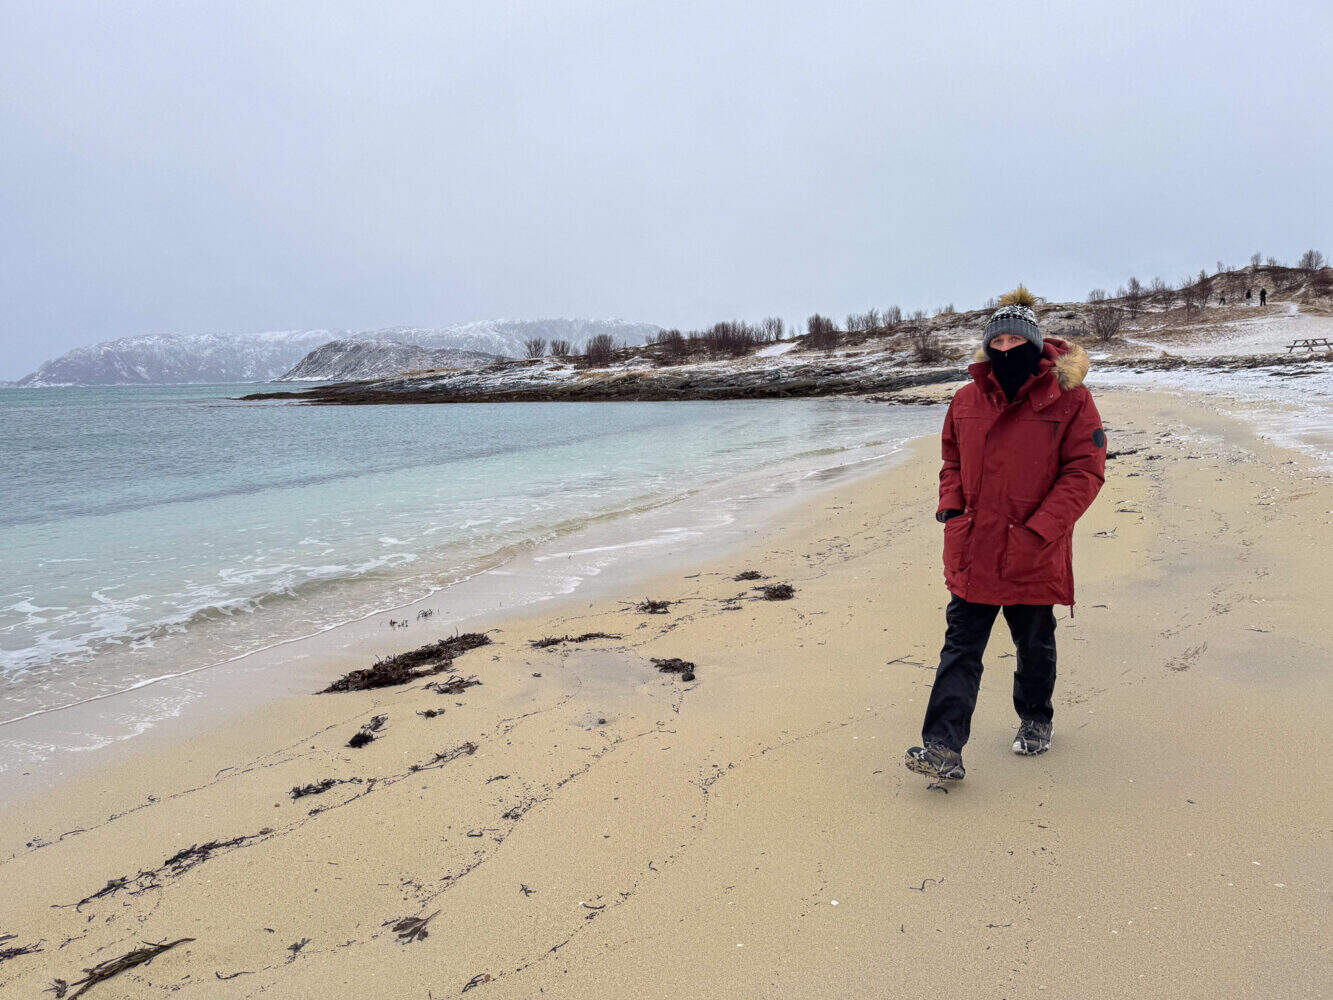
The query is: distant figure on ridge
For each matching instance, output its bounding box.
[1260,288,1267,306]
[905,286,1106,784]
[1246,288,1253,302]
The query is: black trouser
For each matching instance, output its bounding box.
[921,594,1057,752]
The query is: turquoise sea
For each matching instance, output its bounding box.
[0,385,942,727]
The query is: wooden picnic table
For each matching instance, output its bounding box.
[1285,338,1333,352]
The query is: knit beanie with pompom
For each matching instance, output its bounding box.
[982,284,1042,351]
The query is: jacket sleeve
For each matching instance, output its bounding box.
[937,398,965,515]
[1025,389,1106,541]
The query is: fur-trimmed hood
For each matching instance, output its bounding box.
[971,336,1089,391]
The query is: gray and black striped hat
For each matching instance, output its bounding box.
[982,303,1042,351]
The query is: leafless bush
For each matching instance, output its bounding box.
[1195,269,1212,308]
[903,322,945,363]
[935,303,955,316]
[1298,249,1325,272]
[760,316,784,342]
[523,338,547,359]
[654,328,688,362]
[1250,252,1262,268]
[702,320,759,356]
[583,333,616,366]
[1124,277,1145,318]
[1088,288,1108,304]
[882,305,902,327]
[805,314,839,350]
[1266,256,1280,267]
[846,309,887,334]
[1150,277,1174,310]
[1087,299,1124,342]
[550,339,571,357]
[1180,274,1208,314]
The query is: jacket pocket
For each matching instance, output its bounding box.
[1000,522,1060,584]
[942,511,974,574]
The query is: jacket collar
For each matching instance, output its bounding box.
[968,337,1090,411]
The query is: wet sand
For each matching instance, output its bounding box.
[1,388,1329,999]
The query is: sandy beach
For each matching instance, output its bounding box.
[2,386,1329,999]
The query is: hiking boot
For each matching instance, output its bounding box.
[904,742,965,781]
[1012,718,1052,756]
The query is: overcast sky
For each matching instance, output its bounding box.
[2,1,1330,378]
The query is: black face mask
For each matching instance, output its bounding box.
[985,340,1042,401]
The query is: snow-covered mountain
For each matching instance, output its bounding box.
[17,319,662,386]
[279,340,502,382]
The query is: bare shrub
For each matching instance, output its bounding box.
[523,337,547,359]
[901,317,944,363]
[760,316,784,342]
[702,320,759,356]
[1124,276,1145,318]
[1250,252,1262,268]
[935,303,955,316]
[1150,277,1174,310]
[1298,249,1325,272]
[1195,269,1212,308]
[550,339,571,357]
[1087,297,1124,343]
[805,313,839,350]
[845,309,886,335]
[882,305,902,327]
[655,328,688,362]
[583,333,616,366]
[1180,272,1211,315]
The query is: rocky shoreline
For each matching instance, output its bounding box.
[238,348,1331,405]
[239,355,971,404]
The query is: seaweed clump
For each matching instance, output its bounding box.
[290,777,363,800]
[347,714,387,749]
[48,937,195,998]
[0,934,41,964]
[319,633,491,693]
[529,632,622,648]
[757,583,795,600]
[651,657,697,682]
[425,675,480,696]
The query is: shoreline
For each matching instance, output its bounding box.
[0,414,935,805]
[2,386,1330,998]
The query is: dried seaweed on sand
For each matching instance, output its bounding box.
[528,632,622,648]
[48,937,194,998]
[347,714,387,749]
[424,675,480,696]
[319,633,490,693]
[651,657,696,682]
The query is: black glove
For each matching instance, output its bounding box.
[936,508,964,523]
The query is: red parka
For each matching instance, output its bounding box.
[937,337,1106,610]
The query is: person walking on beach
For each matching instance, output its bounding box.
[905,287,1106,782]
